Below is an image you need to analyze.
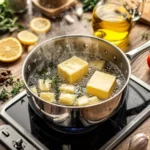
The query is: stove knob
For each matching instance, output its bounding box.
[14,139,24,150]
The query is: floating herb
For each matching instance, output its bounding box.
[76,87,84,98]
[0,88,9,101]
[50,74,61,99]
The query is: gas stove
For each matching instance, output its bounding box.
[0,75,150,150]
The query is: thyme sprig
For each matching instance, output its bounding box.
[11,80,24,97]
[0,88,9,101]
[76,87,84,98]
[50,74,61,99]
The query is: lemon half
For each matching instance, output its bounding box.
[0,37,23,62]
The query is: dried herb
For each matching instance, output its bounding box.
[141,33,150,40]
[11,80,24,97]
[81,0,99,12]
[0,88,9,101]
[8,76,14,85]
[0,0,23,34]
[0,69,11,86]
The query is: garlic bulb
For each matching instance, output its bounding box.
[128,133,149,150]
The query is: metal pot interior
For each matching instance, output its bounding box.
[23,35,130,108]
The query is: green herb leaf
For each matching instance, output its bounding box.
[81,0,99,12]
[0,0,24,34]
[76,87,84,98]
[0,88,8,101]
[11,80,24,97]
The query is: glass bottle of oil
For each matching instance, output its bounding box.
[92,0,144,52]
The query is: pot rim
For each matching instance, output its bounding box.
[22,34,131,109]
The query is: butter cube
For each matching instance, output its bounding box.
[58,56,88,83]
[38,79,51,92]
[60,84,75,94]
[86,71,116,99]
[59,93,76,106]
[40,92,55,102]
[88,96,100,105]
[30,86,38,95]
[77,96,89,106]
[89,60,105,70]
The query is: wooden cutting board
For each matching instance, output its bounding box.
[139,0,150,25]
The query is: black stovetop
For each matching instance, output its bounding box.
[2,75,150,150]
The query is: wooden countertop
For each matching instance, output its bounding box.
[0,1,150,150]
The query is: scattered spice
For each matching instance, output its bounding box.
[0,69,11,86]
[141,33,150,40]
[0,74,24,101]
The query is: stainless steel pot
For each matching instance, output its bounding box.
[22,35,150,129]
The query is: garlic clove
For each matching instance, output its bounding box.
[64,15,74,24]
[128,133,149,150]
[75,7,83,18]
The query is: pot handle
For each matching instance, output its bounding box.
[126,40,150,61]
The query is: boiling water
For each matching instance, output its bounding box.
[28,52,126,105]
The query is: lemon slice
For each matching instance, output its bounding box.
[18,30,38,45]
[0,37,23,62]
[30,17,51,34]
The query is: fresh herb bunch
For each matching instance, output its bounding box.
[0,0,23,34]
[81,0,99,12]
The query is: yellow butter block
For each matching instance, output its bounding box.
[86,71,116,99]
[77,96,89,106]
[38,79,51,92]
[40,92,55,102]
[57,56,88,83]
[59,93,76,106]
[30,86,38,95]
[89,60,105,70]
[88,96,100,105]
[59,84,75,94]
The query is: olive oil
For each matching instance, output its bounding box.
[92,3,132,51]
